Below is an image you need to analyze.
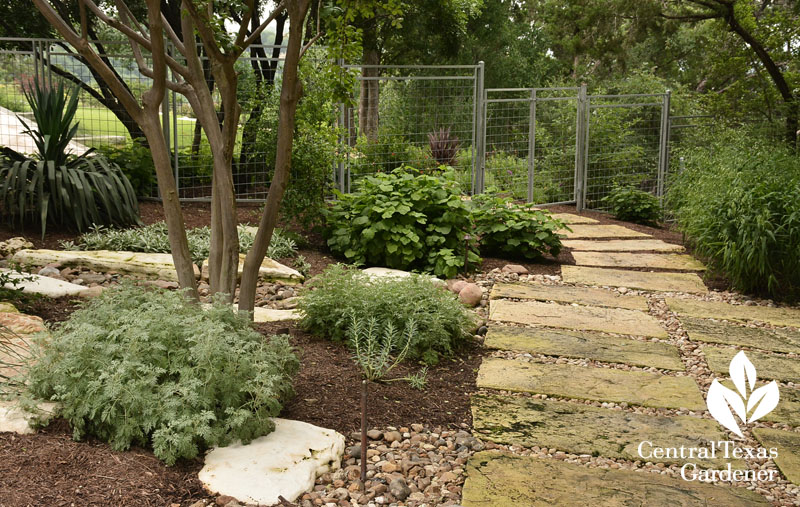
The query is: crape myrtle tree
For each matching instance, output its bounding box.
[30,0,313,310]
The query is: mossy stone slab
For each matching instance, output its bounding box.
[489,300,667,338]
[562,265,708,293]
[462,451,768,506]
[476,358,705,410]
[472,394,736,467]
[549,213,599,224]
[572,252,706,271]
[562,238,684,252]
[682,317,800,354]
[667,298,800,328]
[704,346,800,384]
[485,326,683,370]
[490,282,648,311]
[753,428,800,485]
[559,224,651,239]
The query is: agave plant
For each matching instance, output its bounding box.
[427,127,460,167]
[0,77,140,238]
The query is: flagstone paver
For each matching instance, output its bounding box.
[752,428,800,485]
[489,300,667,338]
[704,346,800,384]
[490,282,648,311]
[667,298,800,328]
[681,316,800,354]
[485,326,683,370]
[549,213,599,224]
[462,452,768,506]
[477,358,706,410]
[472,394,737,467]
[562,238,685,252]
[559,224,651,239]
[571,252,706,271]
[562,265,708,293]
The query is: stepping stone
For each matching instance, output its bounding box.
[549,213,598,224]
[199,418,345,505]
[472,394,736,467]
[12,249,199,282]
[704,346,800,384]
[476,358,705,410]
[559,224,650,239]
[485,326,683,370]
[201,254,304,284]
[490,282,648,311]
[562,265,708,293]
[571,252,705,271]
[251,307,302,323]
[682,316,800,354]
[489,300,667,338]
[753,428,800,485]
[562,238,684,252]
[462,451,768,506]
[1,269,89,298]
[667,298,800,328]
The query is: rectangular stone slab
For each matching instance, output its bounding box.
[562,265,708,293]
[704,346,800,384]
[753,428,800,486]
[476,358,706,410]
[549,213,598,224]
[559,224,651,239]
[472,394,736,467]
[490,282,648,311]
[489,300,667,338]
[682,316,800,354]
[462,451,768,506]
[562,238,684,252]
[485,326,683,370]
[571,252,706,271]
[667,298,800,328]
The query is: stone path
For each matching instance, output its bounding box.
[464,212,800,505]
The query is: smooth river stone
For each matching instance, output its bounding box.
[667,298,800,328]
[681,316,800,354]
[476,358,705,410]
[562,238,684,252]
[472,394,736,467]
[485,326,683,370]
[489,300,667,338]
[559,224,651,239]
[490,282,648,311]
[571,252,706,271]
[753,428,800,485]
[462,451,767,506]
[562,265,708,293]
[704,346,800,384]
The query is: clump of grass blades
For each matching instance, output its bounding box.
[428,127,460,167]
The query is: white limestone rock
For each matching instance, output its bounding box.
[1,269,89,298]
[198,418,345,506]
[362,267,445,287]
[0,400,58,435]
[251,307,302,323]
[201,254,303,284]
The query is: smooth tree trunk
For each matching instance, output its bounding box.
[238,0,311,315]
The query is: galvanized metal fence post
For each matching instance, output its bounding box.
[574,83,588,211]
[474,61,486,194]
[656,89,671,201]
[527,88,537,202]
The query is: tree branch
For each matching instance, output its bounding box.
[240,1,286,51]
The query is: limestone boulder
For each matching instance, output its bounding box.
[0,400,58,435]
[1,269,89,298]
[199,418,345,506]
[201,254,303,284]
[0,237,33,257]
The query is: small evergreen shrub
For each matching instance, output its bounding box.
[25,284,298,465]
[601,185,662,225]
[325,168,479,278]
[471,192,565,260]
[299,264,475,364]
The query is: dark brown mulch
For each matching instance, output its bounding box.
[0,420,207,507]
[262,321,484,436]
[7,294,83,325]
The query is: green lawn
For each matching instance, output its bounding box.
[71,107,199,148]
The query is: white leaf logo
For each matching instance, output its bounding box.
[705,351,780,437]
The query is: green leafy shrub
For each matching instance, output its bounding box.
[601,185,662,225]
[299,264,474,364]
[668,138,800,299]
[25,284,298,465]
[325,168,479,278]
[0,77,140,238]
[96,139,156,196]
[71,222,296,265]
[471,192,565,260]
[350,135,413,176]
